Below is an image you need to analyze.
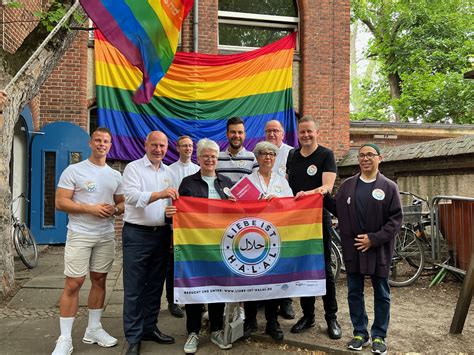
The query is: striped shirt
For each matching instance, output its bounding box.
[216,148,258,185]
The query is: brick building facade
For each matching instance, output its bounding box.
[3,1,350,244]
[4,0,350,155]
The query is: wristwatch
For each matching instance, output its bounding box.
[114,206,119,215]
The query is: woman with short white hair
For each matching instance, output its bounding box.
[166,138,234,354]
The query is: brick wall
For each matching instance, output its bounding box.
[38,31,89,130]
[1,0,43,53]
[2,1,89,131]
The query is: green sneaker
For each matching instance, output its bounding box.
[347,335,371,351]
[372,337,387,355]
[184,333,199,354]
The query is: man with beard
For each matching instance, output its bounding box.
[216,116,257,184]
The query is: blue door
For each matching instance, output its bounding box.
[30,122,91,244]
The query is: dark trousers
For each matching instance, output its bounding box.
[347,272,390,339]
[185,303,225,334]
[244,299,279,324]
[165,248,174,304]
[122,223,171,344]
[300,211,338,322]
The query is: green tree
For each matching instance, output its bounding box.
[0,0,83,296]
[351,0,474,123]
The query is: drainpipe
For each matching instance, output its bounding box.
[193,0,198,52]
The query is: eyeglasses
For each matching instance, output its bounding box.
[265,129,281,134]
[200,155,217,161]
[259,152,276,157]
[358,153,379,159]
[179,144,193,148]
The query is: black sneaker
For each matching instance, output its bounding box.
[371,337,387,354]
[347,335,371,351]
[243,319,258,338]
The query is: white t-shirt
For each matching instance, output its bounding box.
[169,160,200,187]
[57,159,123,235]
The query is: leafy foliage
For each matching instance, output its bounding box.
[351,0,474,123]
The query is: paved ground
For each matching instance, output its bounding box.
[1,246,473,354]
[1,247,337,354]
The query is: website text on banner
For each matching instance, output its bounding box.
[173,194,326,304]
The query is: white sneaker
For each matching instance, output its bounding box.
[82,324,118,347]
[184,333,199,353]
[211,330,232,350]
[52,335,73,355]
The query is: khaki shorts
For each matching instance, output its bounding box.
[64,231,115,277]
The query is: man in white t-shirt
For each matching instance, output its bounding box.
[52,127,124,355]
[167,136,199,318]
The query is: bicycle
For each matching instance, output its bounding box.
[388,191,450,287]
[11,193,38,268]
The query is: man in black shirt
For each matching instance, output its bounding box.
[286,116,342,340]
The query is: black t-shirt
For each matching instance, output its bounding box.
[355,177,375,231]
[286,145,337,195]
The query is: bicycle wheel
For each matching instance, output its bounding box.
[330,240,342,282]
[389,227,424,287]
[13,224,38,269]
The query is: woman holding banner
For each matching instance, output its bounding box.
[165,138,234,354]
[242,141,293,341]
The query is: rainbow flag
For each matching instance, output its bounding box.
[173,195,326,304]
[94,31,297,162]
[81,0,193,103]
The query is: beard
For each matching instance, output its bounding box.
[229,140,243,150]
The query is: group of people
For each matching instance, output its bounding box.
[51,115,402,355]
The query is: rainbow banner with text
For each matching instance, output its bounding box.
[173,194,326,303]
[81,0,193,103]
[94,31,297,163]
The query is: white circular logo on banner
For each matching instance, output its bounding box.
[221,217,280,277]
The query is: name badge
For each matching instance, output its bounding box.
[372,189,385,200]
[307,165,317,176]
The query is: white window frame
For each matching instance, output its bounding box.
[218,10,299,52]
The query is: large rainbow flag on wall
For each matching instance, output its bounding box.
[81,0,193,103]
[95,31,297,162]
[172,195,326,303]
